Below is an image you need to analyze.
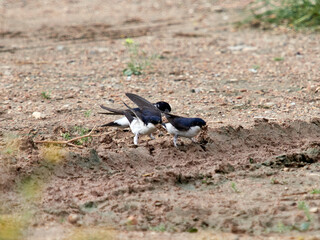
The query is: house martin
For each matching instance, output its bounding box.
[123,93,163,145]
[99,101,171,128]
[162,113,206,147]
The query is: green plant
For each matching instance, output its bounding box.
[73,126,91,145]
[252,64,260,70]
[187,227,198,233]
[60,126,92,145]
[123,62,143,76]
[73,126,88,136]
[274,222,293,233]
[84,110,91,118]
[201,177,213,185]
[149,223,166,232]
[122,38,152,76]
[231,182,240,193]
[274,57,284,61]
[246,0,320,29]
[298,222,310,231]
[298,201,312,222]
[310,189,320,194]
[61,132,71,140]
[267,202,313,233]
[41,91,51,99]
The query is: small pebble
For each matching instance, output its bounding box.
[32,111,44,119]
[127,215,137,225]
[310,207,318,213]
[56,45,65,51]
[265,102,276,107]
[68,214,80,224]
[290,102,296,106]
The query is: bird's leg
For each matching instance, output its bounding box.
[173,134,178,147]
[149,133,155,140]
[134,133,139,145]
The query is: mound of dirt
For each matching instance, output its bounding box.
[2,120,320,237]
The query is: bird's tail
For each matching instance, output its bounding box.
[98,112,123,116]
[100,121,122,127]
[99,105,124,115]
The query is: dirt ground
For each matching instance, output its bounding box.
[1,0,320,239]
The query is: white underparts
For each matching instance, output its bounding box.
[114,116,130,128]
[164,123,201,147]
[130,118,157,145]
[164,123,201,138]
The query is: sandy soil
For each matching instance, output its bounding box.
[1,0,320,239]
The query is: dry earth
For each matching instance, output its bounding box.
[1,0,320,239]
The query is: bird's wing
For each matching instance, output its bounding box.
[125,93,161,118]
[164,113,190,131]
[99,105,125,115]
[125,93,153,108]
[122,100,144,124]
[123,110,135,123]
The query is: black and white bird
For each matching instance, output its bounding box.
[99,101,171,128]
[122,93,164,145]
[162,113,206,147]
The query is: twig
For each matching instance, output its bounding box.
[142,172,154,177]
[34,125,99,147]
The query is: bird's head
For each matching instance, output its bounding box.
[193,118,206,128]
[155,101,172,113]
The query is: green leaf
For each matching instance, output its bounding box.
[187,227,198,233]
[274,57,284,61]
[125,38,134,45]
[310,189,320,194]
[299,222,310,231]
[123,68,133,76]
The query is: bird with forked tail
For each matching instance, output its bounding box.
[99,101,171,128]
[122,93,165,145]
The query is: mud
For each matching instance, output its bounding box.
[1,0,320,239]
[2,120,320,238]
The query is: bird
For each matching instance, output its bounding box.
[99,101,171,128]
[122,93,164,145]
[162,113,206,147]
